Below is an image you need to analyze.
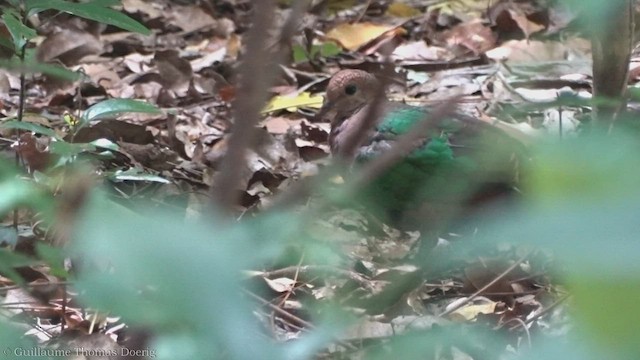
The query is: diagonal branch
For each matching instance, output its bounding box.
[212,0,310,214]
[352,96,461,187]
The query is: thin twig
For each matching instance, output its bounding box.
[252,264,375,292]
[519,293,570,327]
[244,289,359,351]
[13,39,28,229]
[245,289,314,328]
[354,0,373,23]
[438,251,531,317]
[276,253,305,307]
[499,317,531,348]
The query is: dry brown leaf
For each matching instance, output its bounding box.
[261,116,302,134]
[0,71,10,94]
[506,9,546,38]
[440,19,496,55]
[154,49,193,91]
[81,63,122,90]
[36,29,103,66]
[168,5,219,34]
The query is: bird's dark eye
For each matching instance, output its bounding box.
[345,84,357,95]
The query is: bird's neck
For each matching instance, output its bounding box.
[329,103,380,161]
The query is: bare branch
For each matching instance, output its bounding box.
[212,0,310,214]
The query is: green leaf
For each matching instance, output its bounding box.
[0,178,40,213]
[561,0,620,36]
[2,12,36,50]
[110,168,170,184]
[0,161,53,216]
[0,226,18,246]
[0,58,80,80]
[26,0,151,35]
[49,141,96,156]
[468,133,640,359]
[36,243,69,278]
[0,249,35,285]
[5,0,22,6]
[71,194,281,358]
[0,321,49,359]
[0,119,59,138]
[292,44,310,63]
[570,277,640,357]
[88,0,122,6]
[626,86,640,102]
[81,99,161,124]
[292,42,341,63]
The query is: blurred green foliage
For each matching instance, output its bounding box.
[292,42,341,63]
[471,134,640,359]
[0,0,639,359]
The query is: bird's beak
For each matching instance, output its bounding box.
[315,99,335,122]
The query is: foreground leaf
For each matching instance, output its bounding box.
[81,99,161,125]
[26,0,151,35]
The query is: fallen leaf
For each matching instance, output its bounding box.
[168,5,218,33]
[505,9,546,38]
[391,41,451,61]
[263,92,323,113]
[386,2,421,18]
[264,277,296,293]
[440,19,496,55]
[292,42,341,63]
[36,29,103,66]
[448,298,497,321]
[325,22,396,51]
[485,39,590,64]
[154,49,193,90]
[261,116,301,134]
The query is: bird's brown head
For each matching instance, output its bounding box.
[316,69,380,126]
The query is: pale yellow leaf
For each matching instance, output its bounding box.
[262,92,324,114]
[449,301,497,321]
[326,22,395,51]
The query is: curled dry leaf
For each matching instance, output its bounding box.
[37,28,103,66]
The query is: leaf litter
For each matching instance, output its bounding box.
[0,0,595,357]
